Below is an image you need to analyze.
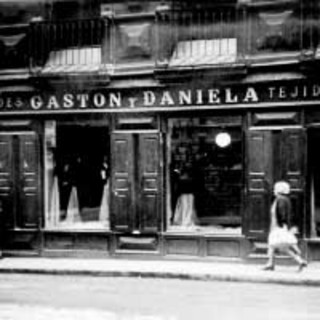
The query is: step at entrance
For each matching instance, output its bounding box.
[114,235,160,254]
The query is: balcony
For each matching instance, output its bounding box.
[156,2,320,72]
[0,0,319,78]
[30,18,105,74]
[156,7,246,70]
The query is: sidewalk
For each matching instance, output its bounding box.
[0,256,320,286]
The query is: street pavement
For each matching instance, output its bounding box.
[0,304,123,320]
[1,274,319,320]
[0,256,320,286]
[0,304,175,320]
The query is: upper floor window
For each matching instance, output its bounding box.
[247,0,320,59]
[0,0,46,70]
[157,6,246,67]
[0,25,29,70]
[49,0,101,21]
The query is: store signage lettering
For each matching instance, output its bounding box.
[28,88,259,110]
[1,83,320,112]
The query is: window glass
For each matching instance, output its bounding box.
[45,121,110,229]
[167,117,243,234]
[249,4,320,56]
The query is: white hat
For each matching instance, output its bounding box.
[274,181,290,195]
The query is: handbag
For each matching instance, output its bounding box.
[268,225,298,248]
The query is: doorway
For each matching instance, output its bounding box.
[0,132,41,250]
[111,131,162,234]
[245,128,305,240]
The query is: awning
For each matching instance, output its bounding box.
[169,39,237,67]
[42,46,102,74]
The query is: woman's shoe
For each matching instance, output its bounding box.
[262,264,275,271]
[298,261,307,272]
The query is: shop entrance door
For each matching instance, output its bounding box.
[0,132,40,250]
[111,131,162,234]
[245,128,305,241]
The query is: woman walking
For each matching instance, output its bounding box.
[263,181,307,271]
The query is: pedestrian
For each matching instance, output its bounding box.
[263,181,308,272]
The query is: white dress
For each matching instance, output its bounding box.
[173,194,197,227]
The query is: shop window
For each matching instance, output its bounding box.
[167,117,243,234]
[45,121,110,230]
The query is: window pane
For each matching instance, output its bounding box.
[45,121,110,229]
[168,117,243,234]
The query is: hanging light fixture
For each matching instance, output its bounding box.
[215,131,231,148]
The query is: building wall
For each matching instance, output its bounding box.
[1,0,320,261]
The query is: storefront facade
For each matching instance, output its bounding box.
[0,79,318,260]
[1,0,320,261]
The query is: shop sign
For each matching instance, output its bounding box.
[1,82,320,113]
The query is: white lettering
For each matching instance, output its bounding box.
[313,85,320,97]
[243,87,258,102]
[225,88,238,103]
[15,97,23,108]
[178,90,192,105]
[63,94,74,108]
[290,86,298,98]
[143,91,156,106]
[196,90,203,104]
[6,98,13,108]
[269,87,276,99]
[77,94,89,108]
[208,89,221,104]
[109,92,121,108]
[30,95,43,110]
[128,97,138,108]
[93,93,106,108]
[47,96,60,109]
[279,87,287,99]
[160,91,174,106]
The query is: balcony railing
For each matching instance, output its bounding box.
[156,2,320,68]
[1,1,319,74]
[156,8,247,67]
[30,18,105,72]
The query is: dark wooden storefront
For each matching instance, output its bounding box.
[245,125,306,255]
[0,128,41,254]
[1,80,320,260]
[111,129,163,252]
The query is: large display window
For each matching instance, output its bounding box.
[45,121,110,229]
[167,117,243,234]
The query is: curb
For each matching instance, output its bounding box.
[0,267,320,287]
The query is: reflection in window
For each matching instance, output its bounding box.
[167,118,243,234]
[45,121,110,229]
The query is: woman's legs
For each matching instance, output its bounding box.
[263,246,275,270]
[290,244,301,256]
[283,246,307,271]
